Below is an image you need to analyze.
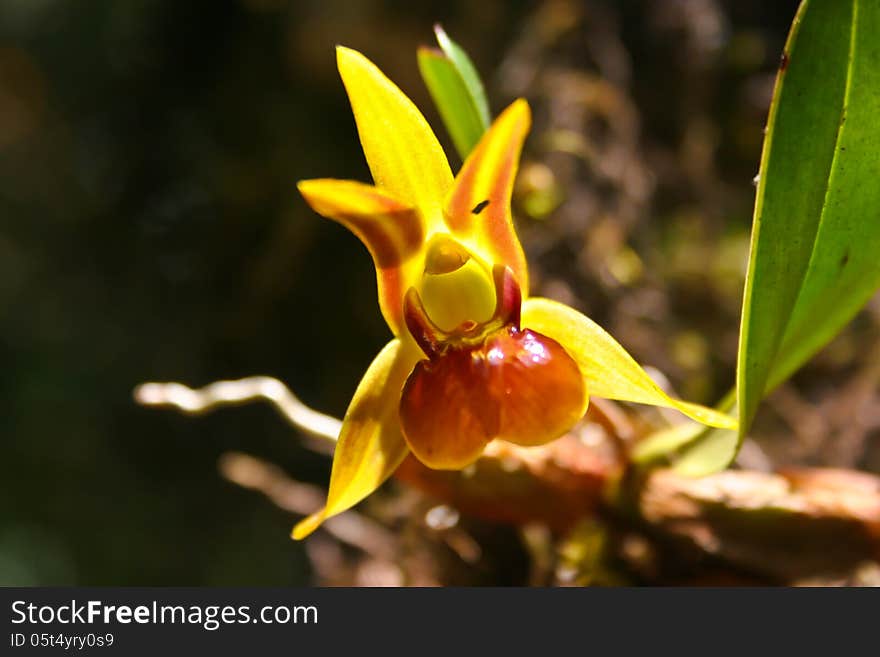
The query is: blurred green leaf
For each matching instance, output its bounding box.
[433,25,491,129]
[417,25,491,160]
[630,422,706,464]
[673,425,739,477]
[680,0,880,474]
[633,390,736,474]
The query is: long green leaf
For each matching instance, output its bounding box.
[433,25,491,130]
[417,48,484,161]
[675,0,880,475]
[767,0,880,391]
[417,26,491,161]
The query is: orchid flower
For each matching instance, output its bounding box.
[293,46,736,539]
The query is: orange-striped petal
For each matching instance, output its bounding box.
[292,339,421,540]
[297,178,424,335]
[522,298,737,430]
[444,99,531,295]
[336,46,453,221]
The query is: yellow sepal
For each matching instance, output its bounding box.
[336,46,452,223]
[522,297,737,430]
[292,338,421,539]
[444,99,531,295]
[297,178,424,335]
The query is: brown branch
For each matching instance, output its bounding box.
[218,451,397,560]
[134,375,880,584]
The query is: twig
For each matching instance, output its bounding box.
[133,376,341,442]
[218,451,397,559]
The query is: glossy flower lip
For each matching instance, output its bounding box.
[399,263,589,469]
[292,45,737,540]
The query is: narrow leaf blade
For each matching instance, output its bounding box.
[768,0,880,390]
[738,0,854,433]
[434,25,491,130]
[685,0,880,474]
[417,47,487,161]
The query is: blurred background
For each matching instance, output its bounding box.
[6,0,877,586]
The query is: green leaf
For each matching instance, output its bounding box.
[673,426,739,477]
[433,25,491,130]
[417,26,491,161]
[630,422,706,464]
[632,390,735,473]
[765,0,880,393]
[680,0,880,475]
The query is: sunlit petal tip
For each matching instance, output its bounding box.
[297,178,425,334]
[335,45,372,75]
[297,178,409,211]
[522,297,736,430]
[296,179,421,255]
[335,46,453,215]
[295,339,417,538]
[291,511,325,541]
[504,97,532,127]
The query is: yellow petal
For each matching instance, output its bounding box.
[336,46,453,220]
[297,178,424,335]
[444,99,531,295]
[521,298,737,430]
[292,339,420,539]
